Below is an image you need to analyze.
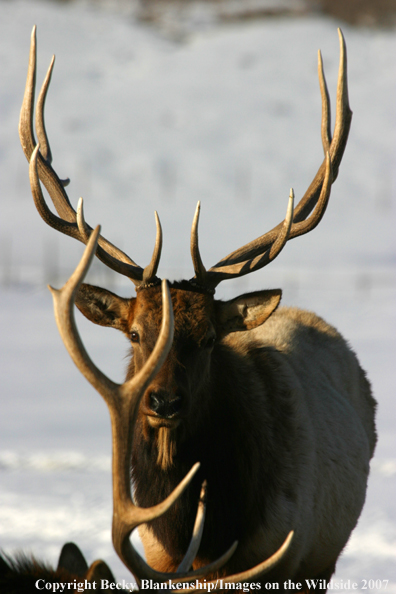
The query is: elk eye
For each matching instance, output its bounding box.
[130,331,140,343]
[204,335,216,349]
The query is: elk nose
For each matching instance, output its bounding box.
[149,391,183,419]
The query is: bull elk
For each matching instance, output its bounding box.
[19,26,377,592]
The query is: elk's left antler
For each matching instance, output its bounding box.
[190,29,351,291]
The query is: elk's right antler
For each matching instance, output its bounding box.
[20,26,161,289]
[50,228,293,589]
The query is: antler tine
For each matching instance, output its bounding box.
[20,26,161,288]
[177,481,207,572]
[193,29,350,290]
[318,49,331,155]
[142,211,163,284]
[35,54,54,166]
[331,28,351,181]
[190,201,208,287]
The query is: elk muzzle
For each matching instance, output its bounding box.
[142,387,186,429]
[149,389,183,418]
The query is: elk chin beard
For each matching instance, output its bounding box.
[156,426,177,470]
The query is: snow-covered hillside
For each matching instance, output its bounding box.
[0,0,395,590]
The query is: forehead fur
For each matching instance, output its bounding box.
[133,281,215,342]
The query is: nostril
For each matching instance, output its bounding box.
[168,395,183,416]
[148,392,183,419]
[149,392,164,414]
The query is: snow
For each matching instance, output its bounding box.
[0,0,395,591]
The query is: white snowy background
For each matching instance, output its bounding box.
[0,0,395,591]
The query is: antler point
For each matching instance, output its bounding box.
[47,284,59,296]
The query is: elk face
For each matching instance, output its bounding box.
[129,284,218,432]
[76,283,216,431]
[76,281,282,439]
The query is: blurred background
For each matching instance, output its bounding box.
[0,0,395,589]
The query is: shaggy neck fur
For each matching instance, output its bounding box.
[131,340,298,568]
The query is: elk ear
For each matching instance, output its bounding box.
[75,283,132,333]
[86,559,117,584]
[57,542,88,576]
[216,289,282,334]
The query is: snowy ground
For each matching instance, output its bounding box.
[0,0,395,591]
